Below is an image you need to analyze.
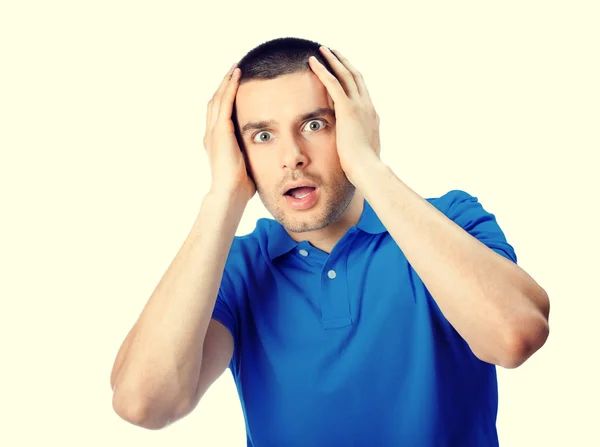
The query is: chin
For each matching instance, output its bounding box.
[283,217,330,234]
[260,183,356,232]
[281,203,346,234]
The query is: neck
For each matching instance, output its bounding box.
[286,192,365,254]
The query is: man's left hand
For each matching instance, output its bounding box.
[308,46,381,182]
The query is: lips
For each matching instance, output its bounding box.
[285,186,316,199]
[282,180,318,197]
[283,186,319,210]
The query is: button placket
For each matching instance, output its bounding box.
[319,231,358,329]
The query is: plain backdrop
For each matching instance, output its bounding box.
[1,1,598,446]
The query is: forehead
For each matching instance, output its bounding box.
[235,70,333,124]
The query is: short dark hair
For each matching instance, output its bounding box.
[232,37,338,150]
[237,36,336,83]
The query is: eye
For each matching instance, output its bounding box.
[303,119,327,132]
[252,130,274,144]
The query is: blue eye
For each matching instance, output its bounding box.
[251,119,327,144]
[303,119,326,132]
[253,131,273,143]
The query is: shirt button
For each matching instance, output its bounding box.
[327,269,337,279]
[299,249,309,257]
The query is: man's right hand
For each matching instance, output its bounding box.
[203,63,256,202]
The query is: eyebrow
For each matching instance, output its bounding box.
[240,107,335,135]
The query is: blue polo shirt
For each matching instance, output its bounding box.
[211,189,517,446]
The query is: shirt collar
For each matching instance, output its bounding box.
[355,198,387,235]
[266,199,387,261]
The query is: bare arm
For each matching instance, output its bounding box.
[353,157,550,369]
[110,62,254,429]
[110,192,246,429]
[308,46,549,369]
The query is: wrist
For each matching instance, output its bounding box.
[344,151,386,187]
[202,188,248,226]
[206,187,250,209]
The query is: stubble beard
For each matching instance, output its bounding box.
[257,176,356,233]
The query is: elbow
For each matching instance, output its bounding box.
[499,314,550,369]
[112,385,192,430]
[112,391,169,430]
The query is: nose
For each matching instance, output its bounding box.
[280,135,309,170]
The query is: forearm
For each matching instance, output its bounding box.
[351,155,549,368]
[111,190,247,414]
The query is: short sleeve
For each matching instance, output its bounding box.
[211,287,237,341]
[210,272,239,371]
[441,189,518,264]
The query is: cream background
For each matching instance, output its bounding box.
[1,1,598,445]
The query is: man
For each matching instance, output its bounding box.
[110,37,550,446]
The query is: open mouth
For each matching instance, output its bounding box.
[284,186,316,199]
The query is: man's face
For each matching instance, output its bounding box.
[234,70,355,233]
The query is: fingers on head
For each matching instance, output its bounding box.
[205,66,240,147]
[209,69,236,128]
[205,98,213,130]
[217,68,240,123]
